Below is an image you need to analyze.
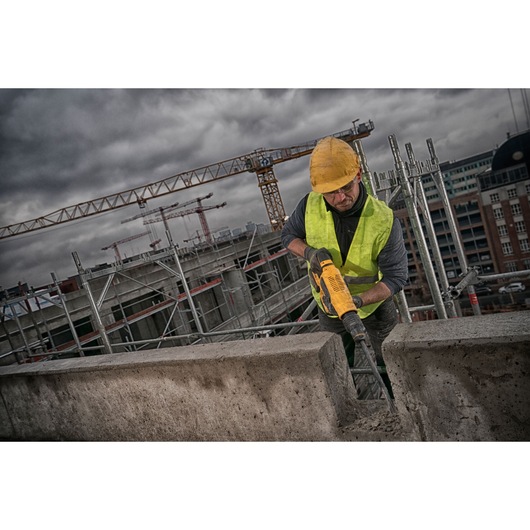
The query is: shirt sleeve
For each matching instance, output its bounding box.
[377,216,409,295]
[281,194,309,249]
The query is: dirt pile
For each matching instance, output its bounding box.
[339,401,417,441]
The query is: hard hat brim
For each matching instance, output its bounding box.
[311,170,358,194]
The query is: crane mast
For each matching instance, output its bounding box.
[0,120,374,239]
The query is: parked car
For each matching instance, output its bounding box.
[474,284,492,295]
[498,282,526,294]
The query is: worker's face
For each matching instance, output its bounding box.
[322,174,360,212]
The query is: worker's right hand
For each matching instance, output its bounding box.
[303,246,332,275]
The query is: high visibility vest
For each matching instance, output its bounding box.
[305,191,394,319]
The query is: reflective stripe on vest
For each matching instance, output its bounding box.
[305,191,394,319]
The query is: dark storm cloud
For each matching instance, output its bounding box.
[1,89,212,202]
[0,88,524,289]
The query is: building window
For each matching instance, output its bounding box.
[502,242,513,255]
[507,188,518,199]
[520,239,530,252]
[515,220,526,233]
[511,203,522,216]
[493,207,504,219]
[526,183,530,194]
[498,225,508,237]
[505,261,518,272]
[524,258,530,269]
[490,192,500,203]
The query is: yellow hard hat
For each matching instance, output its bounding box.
[310,136,360,193]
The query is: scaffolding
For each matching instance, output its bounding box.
[0,227,314,364]
[376,134,530,320]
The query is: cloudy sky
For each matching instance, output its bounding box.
[0,3,526,294]
[0,88,527,289]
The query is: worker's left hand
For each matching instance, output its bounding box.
[304,246,332,276]
[352,295,363,310]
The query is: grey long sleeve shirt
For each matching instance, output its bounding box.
[281,183,409,296]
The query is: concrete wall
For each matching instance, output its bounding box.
[2,310,528,442]
[0,332,358,441]
[383,311,530,441]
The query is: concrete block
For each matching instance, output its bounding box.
[383,311,530,441]
[0,332,358,441]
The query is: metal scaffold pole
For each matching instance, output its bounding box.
[0,292,18,356]
[427,139,481,316]
[372,170,413,323]
[394,290,413,323]
[19,290,50,356]
[389,134,448,319]
[11,310,31,362]
[405,143,458,318]
[51,272,84,356]
[353,138,377,197]
[72,252,113,355]
[165,229,208,342]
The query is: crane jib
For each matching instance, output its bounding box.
[0,121,374,240]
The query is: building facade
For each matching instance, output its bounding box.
[477,131,530,273]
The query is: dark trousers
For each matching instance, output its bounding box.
[318,297,398,395]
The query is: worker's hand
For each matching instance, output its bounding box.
[303,246,332,276]
[352,295,363,310]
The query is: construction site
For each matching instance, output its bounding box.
[1,119,529,441]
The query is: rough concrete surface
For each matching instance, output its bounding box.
[1,332,385,441]
[383,311,530,441]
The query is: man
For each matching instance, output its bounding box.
[281,136,408,395]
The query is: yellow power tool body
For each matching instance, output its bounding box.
[310,258,366,341]
[310,256,396,413]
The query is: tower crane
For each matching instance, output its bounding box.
[145,198,227,245]
[121,201,181,249]
[0,120,374,240]
[121,201,180,229]
[101,231,150,261]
